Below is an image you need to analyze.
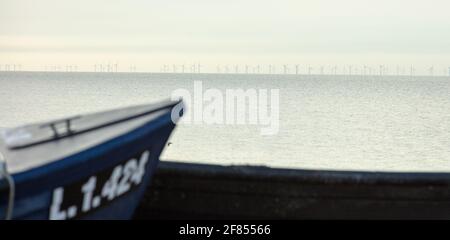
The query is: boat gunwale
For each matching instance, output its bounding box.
[156,161,450,186]
[6,99,182,150]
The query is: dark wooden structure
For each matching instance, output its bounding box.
[134,161,450,219]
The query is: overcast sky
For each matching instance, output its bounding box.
[1,0,450,73]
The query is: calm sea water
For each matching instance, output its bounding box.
[1,71,450,172]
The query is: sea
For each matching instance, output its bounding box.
[1,71,450,172]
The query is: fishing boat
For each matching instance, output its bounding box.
[136,161,450,220]
[0,99,183,220]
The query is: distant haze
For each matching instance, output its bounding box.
[1,0,450,73]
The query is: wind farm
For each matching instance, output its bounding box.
[1,63,450,77]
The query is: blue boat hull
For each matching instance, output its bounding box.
[0,100,182,219]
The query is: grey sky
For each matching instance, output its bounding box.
[1,0,450,72]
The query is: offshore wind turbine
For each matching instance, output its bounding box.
[235,65,239,74]
[295,65,299,75]
[429,66,434,76]
[245,65,249,74]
